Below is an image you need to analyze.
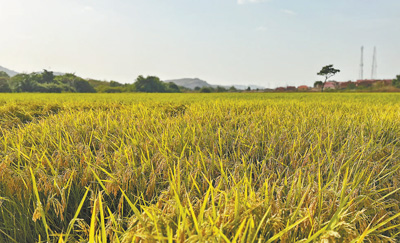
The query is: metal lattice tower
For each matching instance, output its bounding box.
[359,46,364,80]
[371,46,377,79]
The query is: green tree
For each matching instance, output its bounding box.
[200,87,213,93]
[55,73,96,92]
[0,71,10,78]
[74,79,96,92]
[36,83,63,93]
[314,81,323,88]
[134,75,166,92]
[0,77,11,92]
[228,86,237,92]
[41,69,55,83]
[125,83,136,92]
[9,74,38,92]
[110,80,123,87]
[347,82,356,90]
[0,72,11,92]
[55,73,77,86]
[317,65,340,92]
[96,85,124,93]
[393,75,400,88]
[216,86,227,92]
[166,82,181,93]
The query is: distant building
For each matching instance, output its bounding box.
[263,88,274,92]
[297,85,309,91]
[275,87,286,92]
[339,81,355,89]
[382,79,393,86]
[286,86,296,91]
[356,79,393,87]
[356,80,375,87]
[324,81,338,90]
[375,79,392,86]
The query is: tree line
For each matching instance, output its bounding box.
[0,70,248,93]
[0,71,186,93]
[0,70,96,93]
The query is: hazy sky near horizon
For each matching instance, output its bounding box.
[1,0,399,88]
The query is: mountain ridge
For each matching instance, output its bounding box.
[0,66,19,77]
[0,66,67,77]
[164,78,265,90]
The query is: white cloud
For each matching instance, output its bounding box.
[237,0,269,4]
[281,9,296,15]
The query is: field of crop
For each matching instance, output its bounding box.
[1,93,400,242]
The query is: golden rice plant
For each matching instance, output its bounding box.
[0,93,399,242]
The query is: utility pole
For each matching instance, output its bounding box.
[359,46,364,80]
[371,46,377,79]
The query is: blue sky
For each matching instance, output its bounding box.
[1,0,399,88]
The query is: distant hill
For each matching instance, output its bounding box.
[0,66,19,77]
[164,78,212,90]
[164,78,265,90]
[0,66,66,77]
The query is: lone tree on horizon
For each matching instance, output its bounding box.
[317,64,340,92]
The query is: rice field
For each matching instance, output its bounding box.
[1,93,400,242]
